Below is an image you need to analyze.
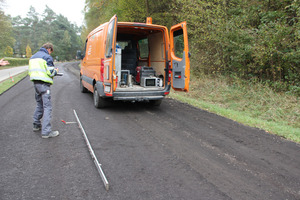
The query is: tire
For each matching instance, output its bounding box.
[93,86,107,108]
[80,76,88,93]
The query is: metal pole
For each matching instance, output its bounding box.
[73,110,109,191]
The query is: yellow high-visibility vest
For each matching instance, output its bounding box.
[28,58,54,84]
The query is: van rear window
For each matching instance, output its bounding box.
[138,38,149,59]
[173,29,184,58]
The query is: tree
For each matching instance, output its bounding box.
[84,0,107,32]
[11,5,82,61]
[0,1,15,56]
[40,6,57,42]
[51,14,82,60]
[26,44,32,58]
[11,8,37,57]
[26,6,40,51]
[82,0,173,42]
[4,46,13,57]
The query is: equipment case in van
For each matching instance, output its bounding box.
[136,66,156,83]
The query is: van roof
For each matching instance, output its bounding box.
[88,21,168,38]
[117,22,167,30]
[117,22,166,38]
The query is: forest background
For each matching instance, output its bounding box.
[0,2,82,61]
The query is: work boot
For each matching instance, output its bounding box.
[33,124,41,132]
[42,131,60,139]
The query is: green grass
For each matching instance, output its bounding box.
[170,75,300,143]
[0,71,28,94]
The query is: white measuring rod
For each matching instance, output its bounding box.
[73,110,109,191]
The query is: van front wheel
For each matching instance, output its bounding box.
[93,86,107,108]
[80,76,88,93]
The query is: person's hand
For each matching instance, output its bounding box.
[0,59,9,66]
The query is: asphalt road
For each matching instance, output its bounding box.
[1,62,299,200]
[0,65,28,82]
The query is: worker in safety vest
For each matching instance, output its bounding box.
[28,43,59,139]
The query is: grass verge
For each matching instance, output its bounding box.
[170,75,300,143]
[0,71,28,94]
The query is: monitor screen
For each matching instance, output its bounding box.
[146,78,156,86]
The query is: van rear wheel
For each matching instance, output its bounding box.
[93,86,107,108]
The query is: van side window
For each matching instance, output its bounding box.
[138,38,149,59]
[173,29,184,59]
[105,19,115,58]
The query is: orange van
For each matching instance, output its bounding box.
[80,15,190,108]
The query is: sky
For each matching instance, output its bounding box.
[4,0,85,26]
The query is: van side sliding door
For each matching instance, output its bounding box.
[170,22,190,92]
[103,15,118,96]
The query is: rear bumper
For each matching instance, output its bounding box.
[112,85,171,101]
[94,80,171,101]
[113,95,164,101]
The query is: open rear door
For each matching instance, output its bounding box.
[170,21,190,92]
[103,15,118,96]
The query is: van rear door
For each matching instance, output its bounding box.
[170,21,190,92]
[103,15,118,96]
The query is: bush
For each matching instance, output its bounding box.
[3,57,29,67]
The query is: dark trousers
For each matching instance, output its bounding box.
[33,82,52,135]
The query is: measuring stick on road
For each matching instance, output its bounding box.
[73,110,109,191]
[61,120,77,124]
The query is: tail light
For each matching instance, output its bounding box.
[168,61,172,82]
[168,70,172,83]
[100,58,104,81]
